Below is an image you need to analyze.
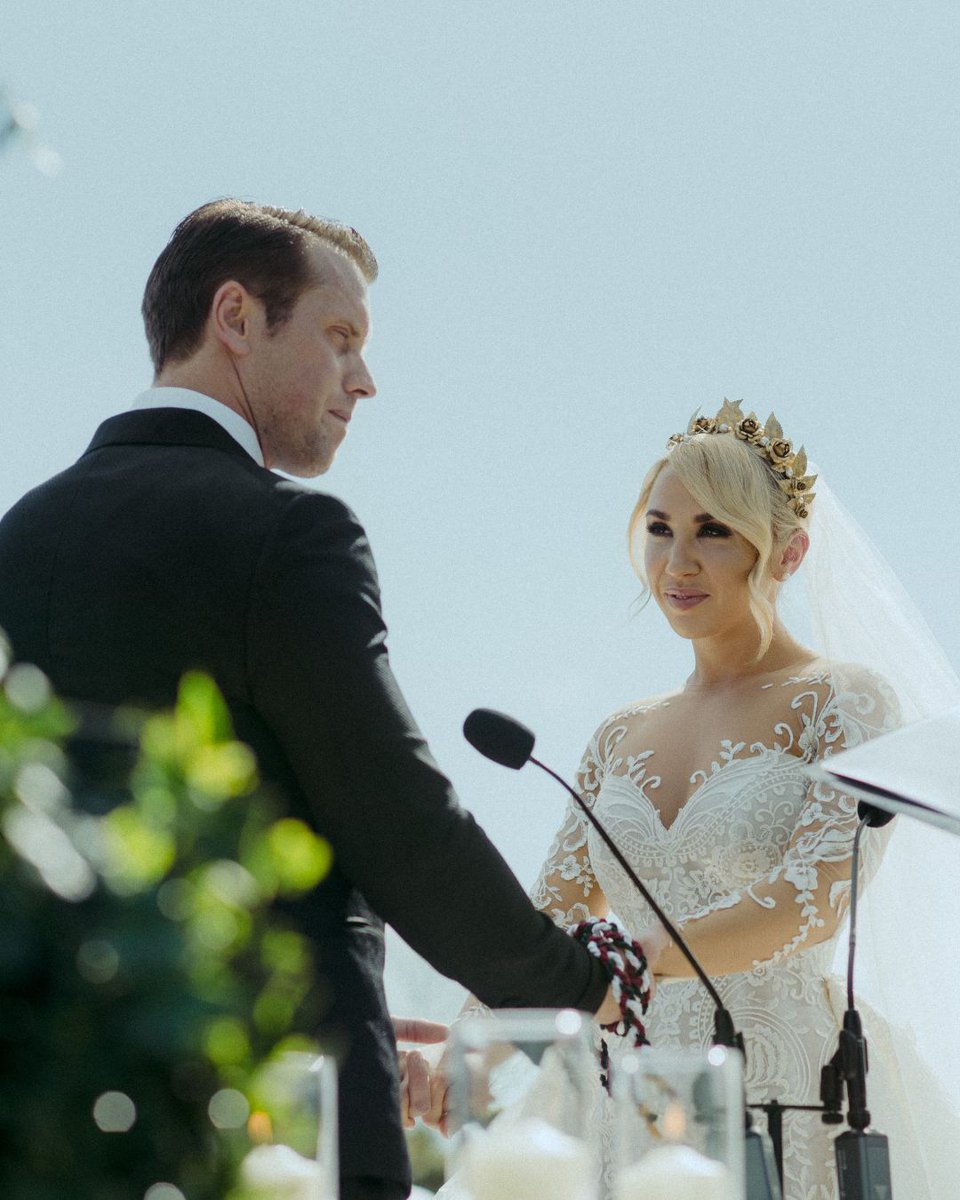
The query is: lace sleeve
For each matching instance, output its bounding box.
[528,718,614,930]
[673,668,901,974]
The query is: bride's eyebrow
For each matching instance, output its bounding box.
[646,510,719,523]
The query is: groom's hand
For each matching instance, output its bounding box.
[393,1017,448,1129]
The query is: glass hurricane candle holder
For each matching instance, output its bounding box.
[445,1009,601,1200]
[237,1051,338,1200]
[613,1046,745,1200]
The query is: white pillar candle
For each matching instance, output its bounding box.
[464,1116,595,1200]
[615,1143,729,1200]
[240,1143,331,1200]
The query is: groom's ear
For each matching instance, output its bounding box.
[210,280,256,358]
[774,530,810,581]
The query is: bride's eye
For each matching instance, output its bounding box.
[646,521,670,537]
[699,523,731,538]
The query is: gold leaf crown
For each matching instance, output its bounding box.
[666,398,817,519]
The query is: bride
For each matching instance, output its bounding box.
[429,400,959,1198]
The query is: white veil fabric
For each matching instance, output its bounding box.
[799,474,960,724]
[785,474,960,1196]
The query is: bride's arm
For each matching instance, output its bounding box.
[651,671,899,978]
[648,797,873,977]
[528,711,628,927]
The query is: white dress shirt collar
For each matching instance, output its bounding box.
[131,387,265,468]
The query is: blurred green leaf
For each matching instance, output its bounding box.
[101,805,177,893]
[204,1016,253,1069]
[264,820,332,896]
[186,742,258,801]
[176,672,236,748]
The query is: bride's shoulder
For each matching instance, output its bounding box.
[594,690,677,730]
[581,691,677,752]
[784,657,894,695]
[780,658,901,732]
[575,693,674,783]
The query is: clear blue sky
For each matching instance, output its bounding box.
[2,2,958,1019]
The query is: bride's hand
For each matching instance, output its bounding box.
[593,924,673,1025]
[422,1054,453,1135]
[636,922,674,977]
[393,1017,449,1129]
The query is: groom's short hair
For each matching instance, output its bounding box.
[142,198,378,373]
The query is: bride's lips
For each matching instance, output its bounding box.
[664,589,709,611]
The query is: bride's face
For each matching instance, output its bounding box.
[644,468,760,642]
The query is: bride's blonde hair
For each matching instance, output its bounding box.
[628,433,809,657]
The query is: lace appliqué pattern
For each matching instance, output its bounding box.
[528,665,899,1200]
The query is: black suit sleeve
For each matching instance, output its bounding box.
[246,489,607,1012]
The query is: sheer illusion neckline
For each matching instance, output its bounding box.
[600,742,804,834]
[601,670,833,833]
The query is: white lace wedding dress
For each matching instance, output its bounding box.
[527,662,944,1200]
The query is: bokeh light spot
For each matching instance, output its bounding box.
[16,761,68,813]
[204,1017,251,1067]
[204,858,259,907]
[555,1008,583,1036]
[93,1091,136,1133]
[157,877,193,921]
[2,806,96,902]
[144,1186,186,1200]
[208,1087,250,1129]
[77,939,120,985]
[4,663,52,712]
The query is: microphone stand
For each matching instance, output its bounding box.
[820,810,894,1199]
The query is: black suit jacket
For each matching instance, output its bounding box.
[0,408,606,1188]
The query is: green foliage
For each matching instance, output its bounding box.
[0,663,334,1200]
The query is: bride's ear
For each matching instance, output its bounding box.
[773,530,810,581]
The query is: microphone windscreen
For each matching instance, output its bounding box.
[463,708,535,770]
[857,799,895,828]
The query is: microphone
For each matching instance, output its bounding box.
[856,800,894,829]
[463,708,534,770]
[463,708,742,1053]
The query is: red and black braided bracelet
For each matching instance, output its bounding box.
[571,917,652,1087]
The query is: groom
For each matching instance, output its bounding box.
[0,200,613,1200]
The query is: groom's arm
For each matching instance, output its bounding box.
[248,489,608,1013]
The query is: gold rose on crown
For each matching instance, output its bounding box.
[665,399,817,518]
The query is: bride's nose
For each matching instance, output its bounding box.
[666,536,699,576]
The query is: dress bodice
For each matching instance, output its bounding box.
[590,743,810,934]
